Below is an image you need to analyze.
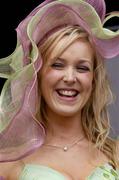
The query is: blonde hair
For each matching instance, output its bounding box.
[38,26,119,169]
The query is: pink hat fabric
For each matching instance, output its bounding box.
[0,0,119,162]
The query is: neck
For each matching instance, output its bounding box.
[44,110,85,145]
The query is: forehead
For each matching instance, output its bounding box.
[49,38,95,64]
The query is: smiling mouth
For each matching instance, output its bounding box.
[56,89,79,97]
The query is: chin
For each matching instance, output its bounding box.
[51,106,81,117]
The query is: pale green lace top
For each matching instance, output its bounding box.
[19,163,119,180]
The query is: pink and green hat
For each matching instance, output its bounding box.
[0,0,119,162]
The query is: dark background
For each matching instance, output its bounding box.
[0,0,119,137]
[0,0,118,98]
[0,0,118,87]
[0,0,118,58]
[0,0,119,57]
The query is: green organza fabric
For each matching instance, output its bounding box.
[19,163,119,180]
[0,0,119,162]
[0,0,119,132]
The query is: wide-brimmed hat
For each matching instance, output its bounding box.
[0,0,119,162]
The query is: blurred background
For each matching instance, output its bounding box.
[0,0,119,137]
[0,0,118,58]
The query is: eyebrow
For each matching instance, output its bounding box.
[57,57,93,65]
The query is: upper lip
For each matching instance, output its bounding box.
[56,88,79,93]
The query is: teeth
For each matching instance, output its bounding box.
[57,90,78,97]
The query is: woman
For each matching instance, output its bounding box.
[0,0,119,179]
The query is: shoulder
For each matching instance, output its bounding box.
[0,161,23,179]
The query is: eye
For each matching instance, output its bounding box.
[51,63,64,69]
[76,66,90,72]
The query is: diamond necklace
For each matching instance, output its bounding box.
[43,136,85,152]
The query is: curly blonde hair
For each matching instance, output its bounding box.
[38,26,119,169]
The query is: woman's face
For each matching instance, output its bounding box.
[40,38,94,117]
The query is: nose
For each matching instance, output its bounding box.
[63,67,77,84]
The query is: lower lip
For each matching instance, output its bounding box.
[55,91,79,102]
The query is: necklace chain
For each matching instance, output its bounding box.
[43,136,84,152]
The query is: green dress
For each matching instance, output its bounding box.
[19,163,119,180]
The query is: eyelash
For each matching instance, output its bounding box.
[51,63,90,72]
[77,66,90,71]
[51,63,63,68]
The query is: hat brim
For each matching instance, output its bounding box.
[27,0,119,59]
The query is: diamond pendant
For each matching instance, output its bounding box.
[63,146,68,151]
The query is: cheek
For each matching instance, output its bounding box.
[43,70,62,84]
[40,69,62,91]
[80,73,93,88]
[86,76,93,88]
